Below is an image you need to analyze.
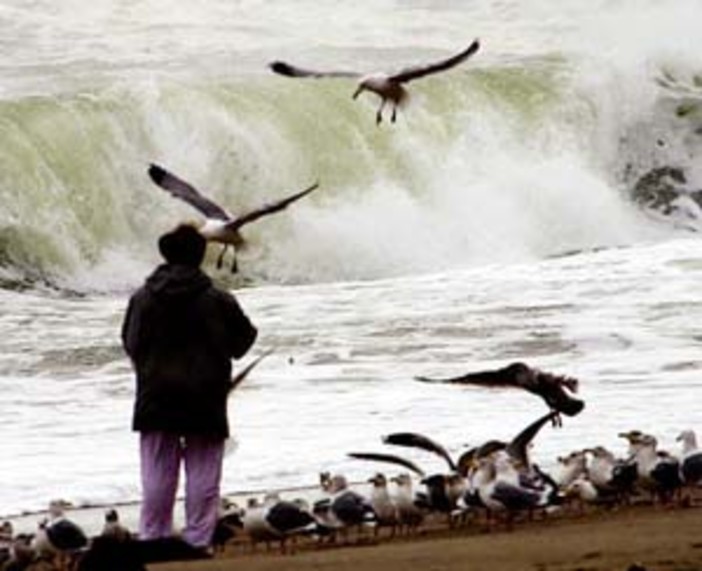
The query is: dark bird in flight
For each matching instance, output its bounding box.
[416,362,584,423]
[148,164,319,272]
[269,39,480,125]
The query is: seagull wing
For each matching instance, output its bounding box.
[269,61,360,79]
[347,452,425,477]
[148,164,231,221]
[46,520,88,551]
[415,368,515,388]
[491,481,540,511]
[227,182,319,231]
[390,39,480,84]
[383,432,457,472]
[474,440,508,459]
[266,501,316,534]
[229,349,274,395]
[506,411,557,468]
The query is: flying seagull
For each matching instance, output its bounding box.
[416,362,584,423]
[269,39,480,125]
[148,164,319,272]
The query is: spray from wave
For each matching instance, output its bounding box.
[1,2,701,292]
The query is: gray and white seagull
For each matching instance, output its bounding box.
[148,164,319,272]
[269,39,480,125]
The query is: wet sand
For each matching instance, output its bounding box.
[153,504,702,571]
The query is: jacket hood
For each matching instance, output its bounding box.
[145,264,212,300]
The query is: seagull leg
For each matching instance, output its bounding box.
[217,245,229,269]
[376,99,386,125]
[391,104,397,123]
[230,253,239,274]
[550,411,563,428]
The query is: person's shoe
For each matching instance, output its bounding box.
[190,545,214,559]
[133,537,212,563]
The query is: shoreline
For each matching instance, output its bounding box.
[151,503,702,571]
[3,481,355,536]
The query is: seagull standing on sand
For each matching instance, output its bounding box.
[148,164,319,272]
[676,429,702,487]
[554,450,588,489]
[101,508,131,542]
[315,474,376,542]
[583,446,638,502]
[242,494,318,552]
[388,474,426,533]
[618,432,682,502]
[473,452,557,519]
[269,39,480,125]
[32,501,88,566]
[367,473,399,535]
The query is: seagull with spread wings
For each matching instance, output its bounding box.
[269,39,480,125]
[148,164,319,272]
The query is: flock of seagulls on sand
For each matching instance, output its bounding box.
[2,362,701,570]
[146,39,481,273]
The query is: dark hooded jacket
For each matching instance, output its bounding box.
[122,264,257,439]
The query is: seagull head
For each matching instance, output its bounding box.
[617,430,644,443]
[389,473,412,487]
[354,73,393,100]
[48,500,70,521]
[368,473,388,487]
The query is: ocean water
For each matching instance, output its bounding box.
[2,0,702,519]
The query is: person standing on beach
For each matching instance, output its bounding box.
[121,224,257,552]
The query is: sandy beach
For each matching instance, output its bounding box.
[151,504,702,571]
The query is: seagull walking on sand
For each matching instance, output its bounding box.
[101,508,131,543]
[148,164,319,272]
[32,501,88,567]
[388,473,426,533]
[269,39,480,125]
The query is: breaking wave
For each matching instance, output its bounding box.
[1,35,701,292]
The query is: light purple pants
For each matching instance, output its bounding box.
[139,431,225,547]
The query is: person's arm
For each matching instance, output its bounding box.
[121,296,138,361]
[222,294,258,359]
[121,291,148,363]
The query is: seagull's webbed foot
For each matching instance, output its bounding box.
[216,245,229,270]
